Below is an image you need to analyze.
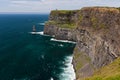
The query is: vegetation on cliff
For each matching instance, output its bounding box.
[77,7,120,30]
[85,58,120,80]
[74,47,91,71]
[50,10,78,16]
[45,10,78,29]
[116,7,120,11]
[44,7,120,80]
[45,21,76,29]
[73,46,94,79]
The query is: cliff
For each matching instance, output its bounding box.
[44,10,78,41]
[86,58,120,80]
[44,7,120,80]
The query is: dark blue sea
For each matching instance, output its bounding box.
[0,14,76,80]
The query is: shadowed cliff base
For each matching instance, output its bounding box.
[44,7,120,80]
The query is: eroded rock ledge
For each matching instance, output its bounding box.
[44,7,120,80]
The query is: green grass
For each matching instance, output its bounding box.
[77,14,83,25]
[85,58,120,80]
[50,10,78,16]
[45,21,57,25]
[73,47,91,71]
[45,21,77,29]
[91,16,98,29]
[90,16,108,29]
[59,23,76,29]
[51,10,72,14]
[116,7,120,11]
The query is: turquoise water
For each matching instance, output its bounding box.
[0,14,75,80]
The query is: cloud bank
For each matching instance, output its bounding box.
[0,0,120,13]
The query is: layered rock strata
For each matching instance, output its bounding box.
[44,7,120,80]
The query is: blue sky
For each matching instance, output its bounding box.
[0,0,120,13]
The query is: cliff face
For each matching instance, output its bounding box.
[44,7,120,80]
[44,10,78,41]
[74,7,120,79]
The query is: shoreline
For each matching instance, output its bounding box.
[50,38,76,80]
[49,38,76,80]
[59,55,76,80]
[31,32,77,80]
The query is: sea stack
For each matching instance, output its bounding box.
[33,25,36,32]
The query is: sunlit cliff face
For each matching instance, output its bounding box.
[44,7,120,79]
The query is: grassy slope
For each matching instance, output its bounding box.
[45,21,77,29]
[46,10,77,29]
[85,58,120,80]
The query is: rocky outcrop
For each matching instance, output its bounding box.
[44,10,78,41]
[49,10,78,24]
[44,7,120,80]
[44,24,76,41]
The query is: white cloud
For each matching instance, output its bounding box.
[11,0,27,4]
[0,0,120,13]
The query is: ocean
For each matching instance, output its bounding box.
[0,14,76,80]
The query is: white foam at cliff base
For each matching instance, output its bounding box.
[59,44,64,47]
[50,38,76,44]
[59,55,76,80]
[29,31,43,35]
[50,77,54,80]
[29,31,50,36]
[38,23,45,26]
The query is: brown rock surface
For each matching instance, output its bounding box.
[44,7,120,80]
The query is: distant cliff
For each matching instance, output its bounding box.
[44,7,120,80]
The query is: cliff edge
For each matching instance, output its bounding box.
[44,7,120,80]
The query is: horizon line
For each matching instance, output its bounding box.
[0,12,50,14]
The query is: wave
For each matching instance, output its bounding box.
[50,77,54,80]
[29,31,44,35]
[50,38,76,44]
[59,44,64,47]
[59,55,76,80]
[29,31,50,37]
[38,23,45,26]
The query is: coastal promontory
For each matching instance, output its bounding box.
[44,7,120,80]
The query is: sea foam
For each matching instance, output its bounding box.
[50,38,76,44]
[29,31,44,35]
[59,55,76,80]
[29,33,76,80]
[50,38,76,80]
[38,23,45,26]
[29,31,50,36]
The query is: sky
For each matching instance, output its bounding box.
[0,0,120,14]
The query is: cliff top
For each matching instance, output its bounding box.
[81,7,120,13]
[46,7,120,29]
[50,10,78,16]
[44,6,120,80]
[51,7,120,15]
